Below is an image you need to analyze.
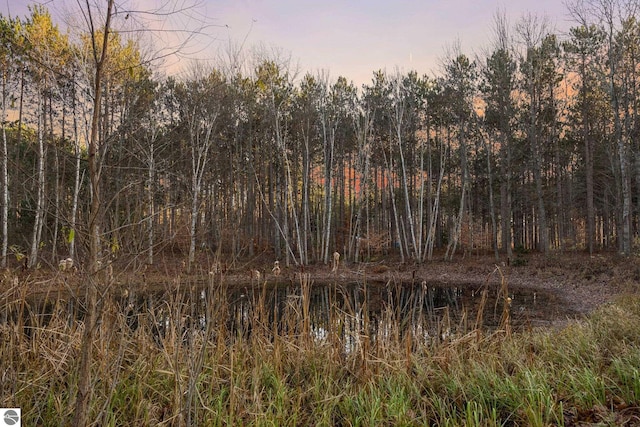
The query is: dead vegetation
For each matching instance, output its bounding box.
[1,252,639,424]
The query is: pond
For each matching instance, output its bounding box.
[5,277,569,349]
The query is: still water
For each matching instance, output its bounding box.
[116,279,561,348]
[6,278,567,349]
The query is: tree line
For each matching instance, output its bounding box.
[1,0,640,270]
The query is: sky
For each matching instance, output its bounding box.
[2,0,573,84]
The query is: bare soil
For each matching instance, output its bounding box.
[229,251,640,326]
[15,251,640,326]
[264,251,640,326]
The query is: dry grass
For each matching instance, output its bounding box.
[1,268,640,425]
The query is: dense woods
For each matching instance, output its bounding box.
[2,1,640,271]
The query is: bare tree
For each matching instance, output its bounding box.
[175,64,226,268]
[68,70,84,261]
[23,7,68,267]
[253,52,301,265]
[424,137,447,261]
[0,15,16,268]
[72,2,115,424]
[317,74,357,263]
[0,67,7,268]
[390,70,419,260]
[441,45,477,260]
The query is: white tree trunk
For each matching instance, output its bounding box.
[393,77,419,260]
[29,97,45,268]
[348,119,372,263]
[417,139,426,262]
[69,107,81,261]
[280,137,303,266]
[189,180,200,267]
[147,139,155,265]
[425,154,446,261]
[446,137,468,261]
[1,122,6,268]
[188,122,213,268]
[1,72,8,268]
[424,141,447,261]
[321,120,335,264]
[52,138,60,262]
[383,149,404,263]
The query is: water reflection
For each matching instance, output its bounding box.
[3,278,555,351]
[118,279,550,351]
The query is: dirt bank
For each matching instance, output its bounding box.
[218,252,640,323]
[11,252,640,326]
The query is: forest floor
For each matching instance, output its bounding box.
[15,250,640,326]
[241,250,640,326]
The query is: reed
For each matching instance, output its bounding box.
[1,272,640,425]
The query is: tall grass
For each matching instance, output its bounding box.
[2,270,640,425]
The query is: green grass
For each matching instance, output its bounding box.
[2,279,640,425]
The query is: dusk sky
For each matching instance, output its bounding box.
[2,0,573,84]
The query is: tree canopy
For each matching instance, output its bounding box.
[2,0,640,272]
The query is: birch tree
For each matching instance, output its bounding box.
[390,71,419,260]
[424,85,448,261]
[254,58,300,265]
[175,66,226,268]
[441,50,477,260]
[293,73,321,263]
[0,15,18,268]
[67,63,84,261]
[124,78,167,265]
[23,6,67,267]
[316,74,357,263]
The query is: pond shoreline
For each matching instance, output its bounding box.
[7,252,638,327]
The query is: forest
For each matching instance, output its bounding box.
[1,0,640,272]
[5,1,640,426]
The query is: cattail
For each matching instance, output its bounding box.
[332,251,340,272]
[59,257,74,271]
[272,260,281,277]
